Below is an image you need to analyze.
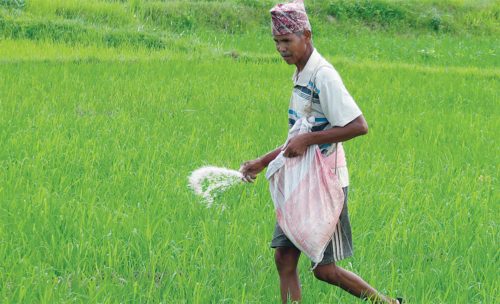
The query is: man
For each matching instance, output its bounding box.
[239,1,403,303]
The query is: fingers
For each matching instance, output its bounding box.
[239,162,249,172]
[283,143,296,158]
[239,164,255,183]
[283,148,297,158]
[284,150,301,158]
[241,174,256,183]
[239,163,249,176]
[283,143,307,158]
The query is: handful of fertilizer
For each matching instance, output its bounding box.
[188,166,243,207]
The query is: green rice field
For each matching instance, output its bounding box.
[0,0,499,303]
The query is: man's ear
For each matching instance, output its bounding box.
[304,30,312,43]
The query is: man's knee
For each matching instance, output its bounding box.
[313,263,340,284]
[274,247,300,274]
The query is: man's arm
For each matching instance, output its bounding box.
[283,115,368,158]
[240,115,368,181]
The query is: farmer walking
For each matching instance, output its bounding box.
[239,1,403,303]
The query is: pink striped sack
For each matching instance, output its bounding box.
[265,117,345,265]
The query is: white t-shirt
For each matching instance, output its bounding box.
[288,49,362,187]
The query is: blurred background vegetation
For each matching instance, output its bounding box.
[1,0,498,51]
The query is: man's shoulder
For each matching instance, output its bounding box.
[312,53,339,79]
[314,50,333,66]
[315,63,342,86]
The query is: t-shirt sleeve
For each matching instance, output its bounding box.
[316,67,362,127]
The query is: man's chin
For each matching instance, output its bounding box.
[282,57,294,64]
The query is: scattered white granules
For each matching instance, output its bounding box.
[188,166,243,207]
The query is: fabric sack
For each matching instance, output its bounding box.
[266,117,345,264]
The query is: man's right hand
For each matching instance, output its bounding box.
[239,159,265,183]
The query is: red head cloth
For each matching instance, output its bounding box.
[270,0,311,36]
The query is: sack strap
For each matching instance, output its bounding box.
[303,64,330,118]
[305,64,339,175]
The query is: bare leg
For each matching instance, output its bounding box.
[275,247,302,303]
[313,262,398,303]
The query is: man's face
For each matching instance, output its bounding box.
[273,32,309,65]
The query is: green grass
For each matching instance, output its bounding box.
[0,0,499,303]
[6,0,498,35]
[0,57,498,303]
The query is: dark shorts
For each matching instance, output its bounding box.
[270,187,353,266]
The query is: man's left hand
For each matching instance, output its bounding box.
[283,134,309,158]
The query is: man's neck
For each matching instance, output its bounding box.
[295,45,314,73]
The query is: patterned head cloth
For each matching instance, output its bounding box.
[270,0,311,36]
